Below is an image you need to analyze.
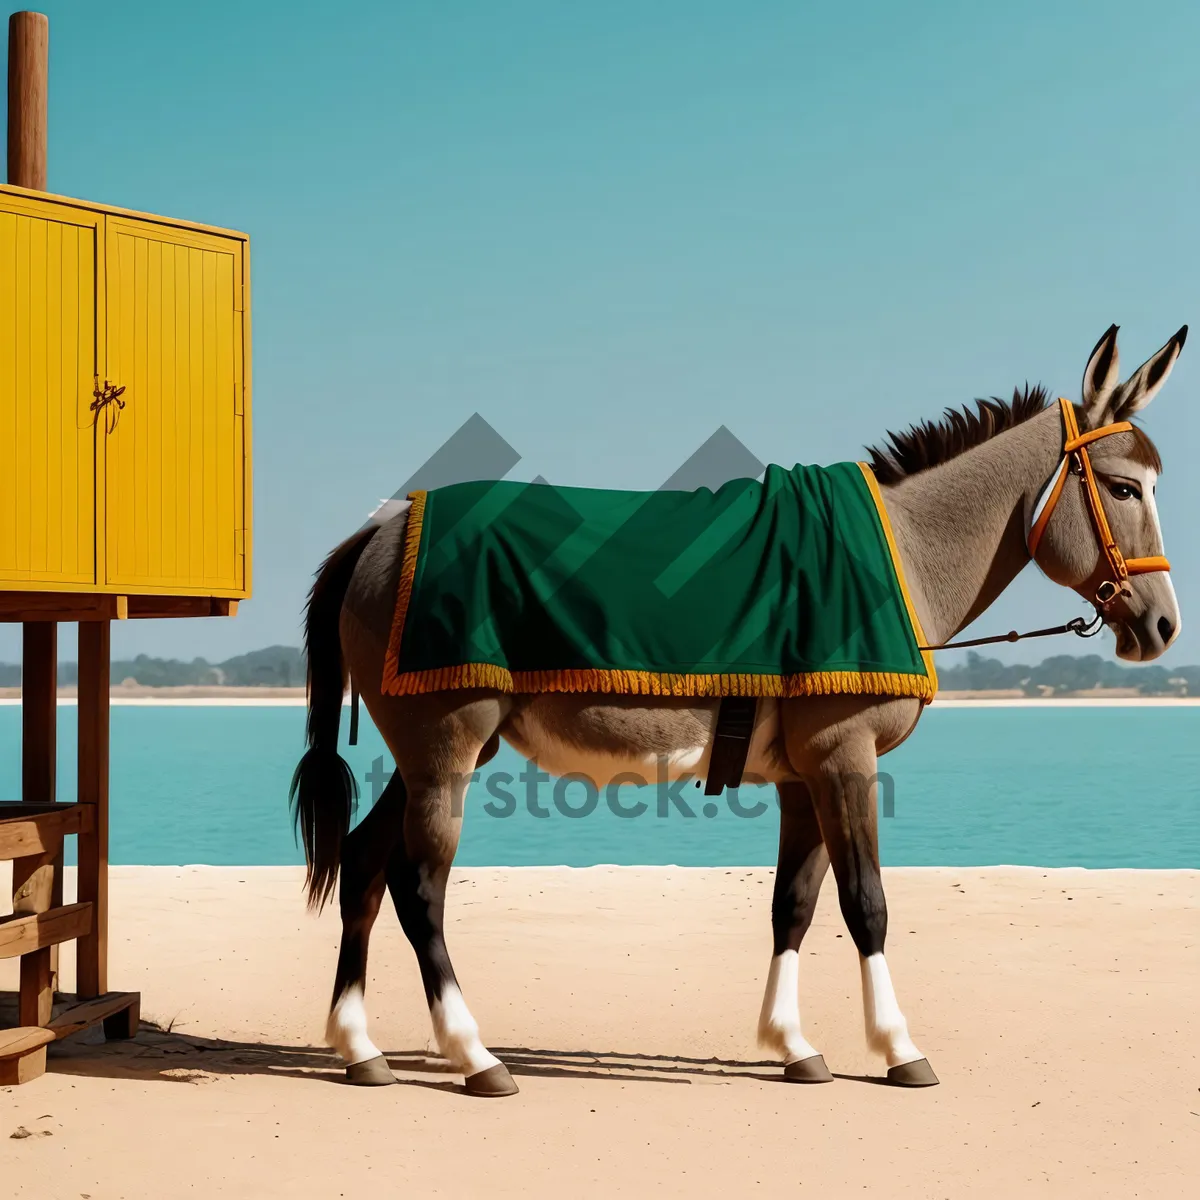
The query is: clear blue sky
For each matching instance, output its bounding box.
[3,0,1198,664]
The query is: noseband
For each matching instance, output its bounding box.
[1027,397,1170,612]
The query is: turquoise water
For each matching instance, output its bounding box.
[1,705,1197,868]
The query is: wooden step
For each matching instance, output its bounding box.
[48,991,140,1040]
[0,1027,55,1085]
[0,1025,55,1059]
[0,802,93,860]
[0,991,141,1085]
[0,902,92,959]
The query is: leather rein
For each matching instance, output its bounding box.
[920,397,1170,653]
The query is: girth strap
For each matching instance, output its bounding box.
[705,696,758,795]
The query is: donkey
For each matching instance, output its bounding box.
[292,324,1183,1094]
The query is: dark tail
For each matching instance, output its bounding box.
[290,524,381,911]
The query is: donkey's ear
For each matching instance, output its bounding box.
[1081,324,1121,427]
[1109,325,1188,422]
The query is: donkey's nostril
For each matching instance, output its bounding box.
[1157,616,1175,644]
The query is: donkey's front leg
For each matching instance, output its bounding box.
[807,737,938,1087]
[758,781,833,1082]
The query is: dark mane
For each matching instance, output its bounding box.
[866,385,1052,484]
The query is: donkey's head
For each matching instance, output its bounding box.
[1030,324,1185,662]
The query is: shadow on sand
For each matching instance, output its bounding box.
[42,1023,896,1091]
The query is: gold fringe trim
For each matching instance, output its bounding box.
[382,490,427,689]
[381,662,936,702]
[856,462,939,703]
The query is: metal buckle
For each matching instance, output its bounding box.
[1094,579,1132,609]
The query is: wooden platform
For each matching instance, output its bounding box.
[0,618,142,1084]
[0,593,237,623]
[0,595,240,1084]
[0,991,140,1085]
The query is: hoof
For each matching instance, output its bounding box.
[783,1054,833,1084]
[886,1058,939,1087]
[464,1063,519,1097]
[345,1055,397,1086]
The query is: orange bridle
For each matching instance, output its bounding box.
[1027,397,1170,611]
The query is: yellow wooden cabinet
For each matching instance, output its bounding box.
[0,184,251,597]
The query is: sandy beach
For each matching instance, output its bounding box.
[1,865,1197,1197]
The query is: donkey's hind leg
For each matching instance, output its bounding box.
[326,775,405,1085]
[758,781,833,1082]
[387,773,518,1098]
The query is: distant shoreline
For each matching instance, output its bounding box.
[0,686,1197,707]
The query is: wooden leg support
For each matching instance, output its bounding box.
[0,1045,47,1086]
[103,994,140,1041]
[76,620,110,1000]
[19,622,59,1027]
[14,851,56,1027]
[5,622,59,1079]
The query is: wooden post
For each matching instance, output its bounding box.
[6,11,48,189]
[10,13,56,1024]
[16,622,58,1023]
[21,623,55,804]
[76,620,110,999]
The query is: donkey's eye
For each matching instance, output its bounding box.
[1107,481,1141,502]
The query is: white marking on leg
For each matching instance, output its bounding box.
[431,983,501,1076]
[757,950,821,1065]
[325,984,382,1066]
[860,953,922,1068]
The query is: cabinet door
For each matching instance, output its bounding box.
[0,196,100,586]
[102,218,246,593]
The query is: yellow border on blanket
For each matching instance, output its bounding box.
[856,462,939,702]
[379,475,938,703]
[382,489,427,692]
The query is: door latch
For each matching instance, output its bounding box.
[91,379,127,433]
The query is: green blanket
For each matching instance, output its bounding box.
[382,462,937,701]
